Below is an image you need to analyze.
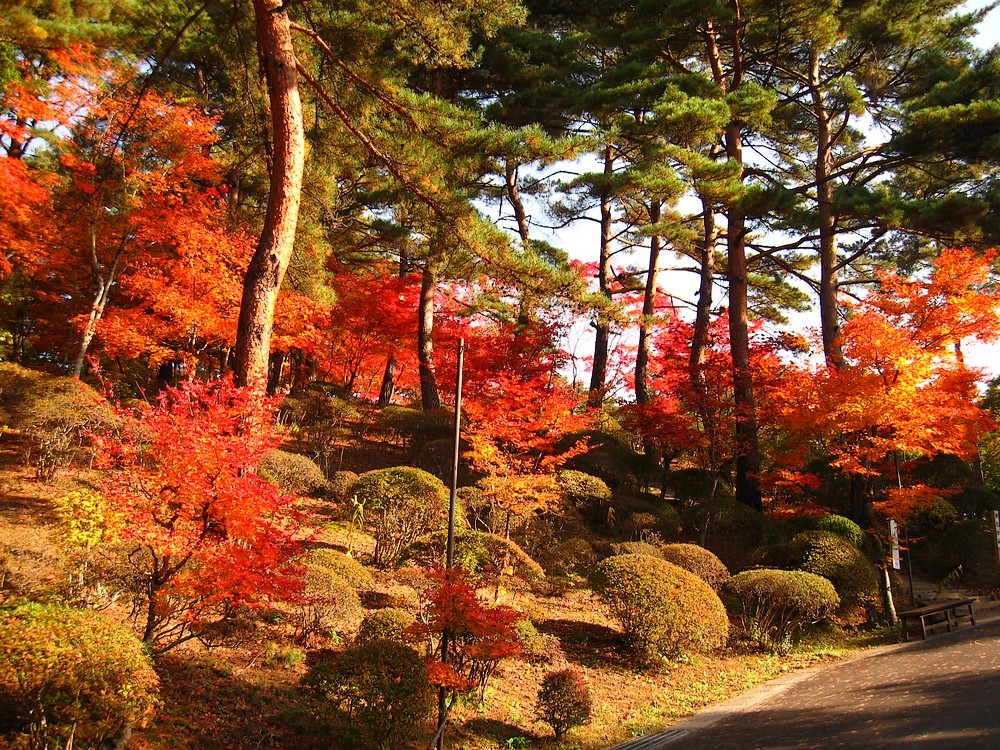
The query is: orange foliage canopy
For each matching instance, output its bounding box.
[93,378,304,649]
[775,248,1000,518]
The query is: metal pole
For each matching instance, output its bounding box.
[446,338,464,569]
[904,525,915,606]
[436,338,464,750]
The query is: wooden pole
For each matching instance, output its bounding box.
[436,338,464,750]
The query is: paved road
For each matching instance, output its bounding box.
[615,617,1000,750]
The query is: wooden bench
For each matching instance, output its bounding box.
[898,598,976,641]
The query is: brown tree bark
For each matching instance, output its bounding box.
[708,5,762,511]
[418,263,441,411]
[234,0,304,388]
[634,200,661,405]
[588,146,615,408]
[811,47,843,369]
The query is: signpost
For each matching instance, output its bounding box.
[993,510,1000,567]
[890,519,900,571]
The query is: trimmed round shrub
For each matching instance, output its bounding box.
[356,608,417,644]
[0,603,159,750]
[791,531,878,619]
[399,529,544,585]
[558,469,614,524]
[11,372,113,482]
[557,429,648,490]
[727,569,839,654]
[537,668,592,740]
[303,640,434,750]
[308,548,376,590]
[377,406,452,451]
[327,470,359,502]
[659,543,730,591]
[910,498,959,537]
[299,568,363,641]
[540,537,597,584]
[952,486,1000,516]
[611,541,664,559]
[350,466,452,567]
[589,554,728,660]
[926,517,997,586]
[557,469,613,504]
[259,449,329,496]
[658,504,682,538]
[812,514,865,549]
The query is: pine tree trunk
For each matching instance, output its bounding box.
[378,356,397,406]
[588,146,615,408]
[234,0,304,388]
[418,264,441,411]
[635,201,661,406]
[725,128,763,512]
[690,203,721,476]
[811,48,843,368]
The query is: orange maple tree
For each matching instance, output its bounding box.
[93,378,304,651]
[774,248,1000,522]
[7,64,241,375]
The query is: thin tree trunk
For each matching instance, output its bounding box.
[588,145,615,408]
[505,161,536,333]
[690,202,721,476]
[73,224,127,378]
[811,47,842,368]
[418,264,441,411]
[635,200,662,405]
[234,0,304,388]
[689,203,717,374]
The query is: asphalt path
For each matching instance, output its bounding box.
[611,616,1000,750]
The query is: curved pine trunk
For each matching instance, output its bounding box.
[234,0,304,388]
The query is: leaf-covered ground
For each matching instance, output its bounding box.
[0,440,890,750]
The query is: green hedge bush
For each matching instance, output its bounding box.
[298,568,363,642]
[7,370,113,482]
[0,603,159,750]
[259,449,329,496]
[610,540,663,559]
[727,569,839,653]
[659,543,730,591]
[812,514,866,549]
[350,466,452,567]
[681,498,765,569]
[308,548,375,590]
[303,640,433,750]
[589,554,728,661]
[356,608,417,645]
[791,531,878,619]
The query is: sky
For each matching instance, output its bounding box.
[970,0,1000,48]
